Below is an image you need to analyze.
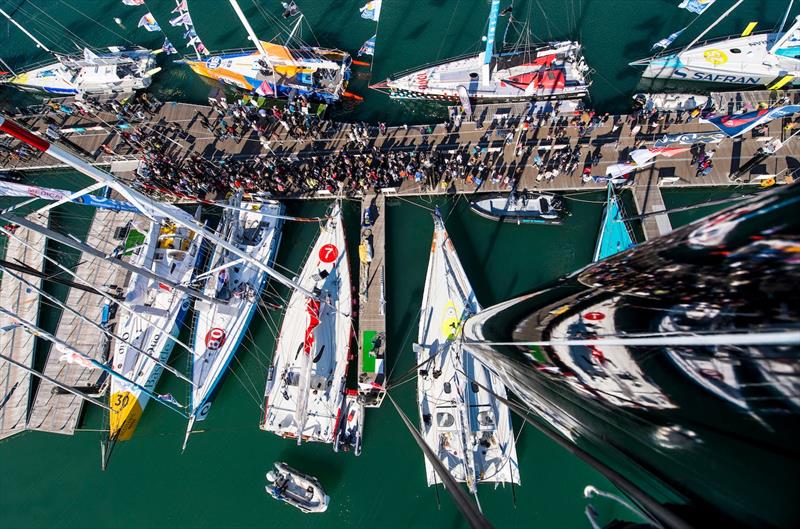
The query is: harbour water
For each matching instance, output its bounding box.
[0,0,789,527]
[0,169,739,528]
[0,0,796,121]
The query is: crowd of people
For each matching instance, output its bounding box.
[7,88,791,198]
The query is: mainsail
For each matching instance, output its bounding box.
[415,212,519,493]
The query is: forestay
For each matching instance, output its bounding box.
[415,213,519,493]
[186,199,284,445]
[261,204,351,444]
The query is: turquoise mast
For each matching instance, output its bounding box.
[481,0,502,84]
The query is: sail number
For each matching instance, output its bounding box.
[205,328,227,351]
[113,394,130,408]
[319,244,339,263]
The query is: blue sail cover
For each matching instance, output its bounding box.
[484,0,501,65]
[593,185,635,262]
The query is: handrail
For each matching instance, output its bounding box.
[385,41,576,80]
[635,29,775,63]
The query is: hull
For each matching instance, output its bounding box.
[5,49,157,95]
[470,192,565,225]
[185,42,350,104]
[384,42,590,102]
[109,221,201,441]
[416,214,519,489]
[637,33,800,86]
[190,201,284,423]
[462,184,800,528]
[261,205,351,444]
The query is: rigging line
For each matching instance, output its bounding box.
[16,1,91,51]
[385,304,424,382]
[56,0,135,46]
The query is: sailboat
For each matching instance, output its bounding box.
[260,203,351,444]
[631,0,800,89]
[108,218,203,442]
[0,8,159,96]
[593,184,635,262]
[184,197,284,448]
[373,0,591,102]
[181,0,351,103]
[414,211,519,496]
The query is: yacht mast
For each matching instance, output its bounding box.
[0,306,188,418]
[681,0,744,53]
[0,7,52,53]
[770,15,800,54]
[481,0,501,85]
[0,115,319,302]
[779,0,796,33]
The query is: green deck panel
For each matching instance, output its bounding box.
[361,330,378,373]
[123,229,145,251]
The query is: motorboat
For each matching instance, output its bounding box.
[265,462,329,513]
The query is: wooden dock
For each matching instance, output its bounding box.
[357,192,387,407]
[3,90,798,201]
[26,209,135,435]
[633,168,674,241]
[0,213,47,441]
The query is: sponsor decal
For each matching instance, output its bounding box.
[703,49,727,65]
[205,327,227,351]
[653,131,727,147]
[206,56,222,69]
[319,243,339,263]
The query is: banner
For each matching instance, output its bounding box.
[358,35,376,56]
[137,13,161,32]
[162,38,178,55]
[653,131,726,147]
[678,0,716,14]
[0,181,139,212]
[122,0,145,5]
[702,105,800,137]
[360,0,382,21]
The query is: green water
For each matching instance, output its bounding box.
[0,171,642,529]
[1,1,797,122]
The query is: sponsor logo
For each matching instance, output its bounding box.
[319,244,339,263]
[206,56,222,69]
[205,327,227,351]
[672,69,761,84]
[703,49,727,65]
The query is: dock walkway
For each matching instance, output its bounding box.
[26,209,135,435]
[0,214,47,440]
[357,192,387,407]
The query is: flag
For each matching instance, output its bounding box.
[169,12,193,27]
[158,282,172,291]
[183,28,197,39]
[652,28,684,50]
[122,0,145,5]
[282,1,300,18]
[359,0,382,21]
[256,80,274,96]
[358,35,376,56]
[197,42,209,56]
[702,105,800,137]
[137,13,161,32]
[162,38,178,55]
[678,0,716,14]
[58,350,97,370]
[158,393,181,406]
[171,0,188,13]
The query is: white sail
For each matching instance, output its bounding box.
[261,204,351,444]
[415,213,519,489]
[187,199,283,437]
[109,219,202,441]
